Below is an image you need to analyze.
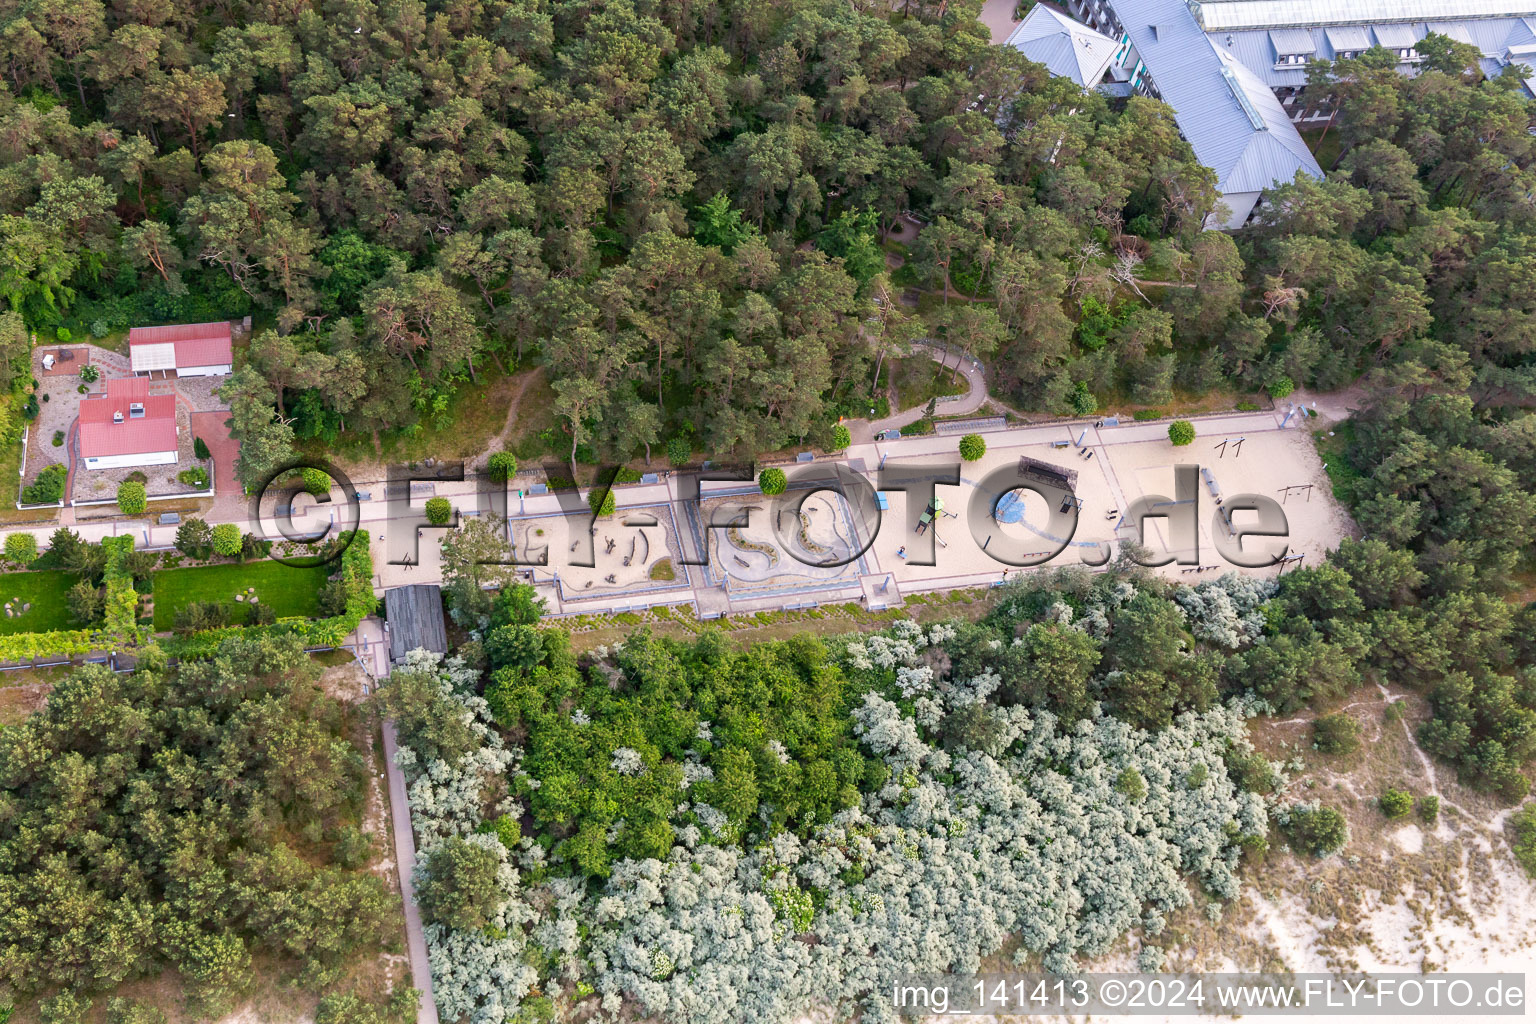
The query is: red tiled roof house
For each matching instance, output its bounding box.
[128,322,234,377]
[78,378,179,470]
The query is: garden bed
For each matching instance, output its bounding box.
[20,379,84,504]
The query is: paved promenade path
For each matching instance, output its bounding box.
[870,341,989,435]
[353,616,441,1024]
[346,403,1321,614]
[11,402,1336,625]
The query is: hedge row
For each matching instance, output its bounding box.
[0,628,110,662]
[101,535,144,643]
[0,532,378,664]
[162,531,376,660]
[0,536,148,662]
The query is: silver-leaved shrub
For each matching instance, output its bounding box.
[394,621,1276,1024]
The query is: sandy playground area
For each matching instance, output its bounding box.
[868,425,1352,587]
[508,504,684,597]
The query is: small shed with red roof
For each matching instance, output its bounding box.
[129,322,233,377]
[79,378,179,469]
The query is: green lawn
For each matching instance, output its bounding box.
[153,560,331,630]
[0,570,80,635]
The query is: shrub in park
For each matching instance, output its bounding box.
[481,813,522,852]
[1168,420,1196,446]
[1266,376,1295,400]
[488,582,546,629]
[830,423,851,451]
[425,497,453,525]
[301,467,331,498]
[1282,803,1348,857]
[485,623,543,672]
[193,436,210,460]
[1113,766,1147,803]
[38,993,90,1024]
[759,467,787,495]
[176,517,213,559]
[1312,712,1360,755]
[21,463,67,504]
[589,487,617,518]
[332,824,376,870]
[487,451,517,483]
[1068,381,1097,416]
[1379,788,1413,819]
[317,578,351,618]
[1419,795,1439,826]
[666,435,692,467]
[116,480,147,515]
[415,836,504,932]
[4,533,37,565]
[174,600,233,633]
[958,433,986,462]
[240,532,270,562]
[211,522,243,557]
[67,579,104,624]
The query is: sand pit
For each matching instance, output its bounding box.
[1105,429,1351,574]
[508,505,684,597]
[870,425,1351,588]
[869,443,1122,588]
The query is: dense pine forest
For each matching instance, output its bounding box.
[0,0,1526,479]
[1,0,1535,1020]
[0,635,410,1022]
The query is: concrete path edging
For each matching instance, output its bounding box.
[383,721,440,1024]
[355,616,440,1024]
